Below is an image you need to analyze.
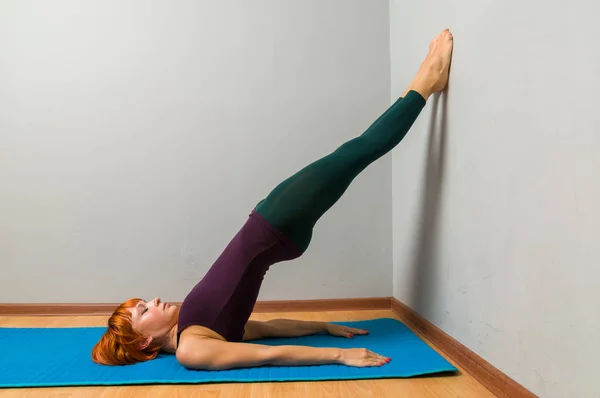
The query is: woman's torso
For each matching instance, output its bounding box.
[175,209,303,346]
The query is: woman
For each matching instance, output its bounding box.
[92,29,453,370]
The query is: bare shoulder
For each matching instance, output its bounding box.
[176,326,226,369]
[176,324,276,371]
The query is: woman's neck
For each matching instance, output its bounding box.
[160,323,179,354]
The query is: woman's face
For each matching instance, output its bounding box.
[128,297,178,342]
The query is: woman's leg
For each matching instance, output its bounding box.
[256,29,454,251]
[255,91,425,249]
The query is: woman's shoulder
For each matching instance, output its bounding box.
[175,326,234,370]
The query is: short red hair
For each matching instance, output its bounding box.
[91,298,162,365]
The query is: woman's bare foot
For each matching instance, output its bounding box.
[404,29,454,100]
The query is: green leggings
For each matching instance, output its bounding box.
[255,90,427,251]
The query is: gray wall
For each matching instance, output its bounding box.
[391,1,600,397]
[0,0,393,302]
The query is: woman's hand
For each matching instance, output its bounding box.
[325,323,370,338]
[338,348,391,367]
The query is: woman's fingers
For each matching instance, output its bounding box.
[337,326,368,338]
[369,350,391,363]
[365,357,387,367]
[346,326,369,335]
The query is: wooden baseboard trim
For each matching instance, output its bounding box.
[390,298,537,398]
[254,297,391,312]
[0,297,391,316]
[0,303,124,316]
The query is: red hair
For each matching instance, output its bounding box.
[91,298,162,365]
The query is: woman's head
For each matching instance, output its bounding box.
[91,297,179,365]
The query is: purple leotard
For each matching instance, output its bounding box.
[177,209,303,343]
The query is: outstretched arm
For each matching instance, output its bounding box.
[177,338,339,370]
[243,319,369,340]
[176,337,389,370]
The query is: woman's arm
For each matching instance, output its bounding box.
[243,319,369,340]
[243,319,326,340]
[176,337,389,370]
[176,337,340,370]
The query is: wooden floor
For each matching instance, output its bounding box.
[0,310,495,397]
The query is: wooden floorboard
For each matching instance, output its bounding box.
[0,310,495,397]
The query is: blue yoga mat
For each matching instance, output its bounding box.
[0,317,457,388]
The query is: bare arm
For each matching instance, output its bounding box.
[243,319,327,340]
[243,319,369,340]
[176,337,341,370]
[177,333,390,370]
